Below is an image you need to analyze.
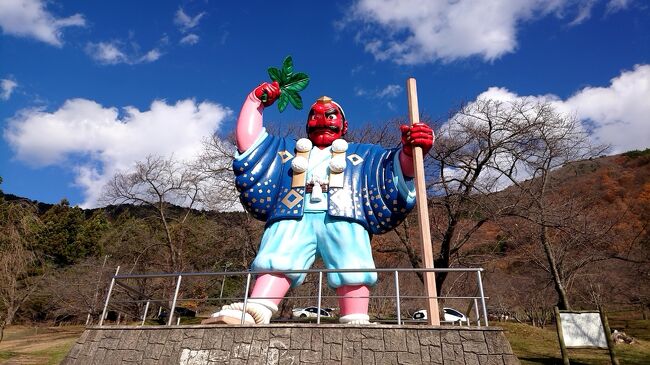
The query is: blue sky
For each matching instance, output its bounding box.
[1,0,649,207]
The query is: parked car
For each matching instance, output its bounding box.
[292,306,334,319]
[411,307,469,324]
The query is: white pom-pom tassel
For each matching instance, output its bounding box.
[296,138,313,152]
[292,156,308,173]
[329,156,346,173]
[331,139,348,153]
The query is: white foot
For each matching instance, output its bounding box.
[202,299,277,325]
[339,313,376,325]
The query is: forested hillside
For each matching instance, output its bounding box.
[1,149,648,329]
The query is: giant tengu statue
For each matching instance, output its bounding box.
[204,58,434,325]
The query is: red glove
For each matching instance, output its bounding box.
[254,81,281,107]
[400,123,434,157]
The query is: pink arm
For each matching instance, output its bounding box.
[399,150,415,177]
[236,92,264,152]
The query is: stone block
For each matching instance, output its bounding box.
[179,349,211,365]
[270,327,291,338]
[311,328,323,351]
[361,349,375,365]
[374,351,398,365]
[384,329,408,351]
[278,349,300,365]
[462,340,488,354]
[231,342,251,359]
[232,328,254,343]
[460,330,485,343]
[405,330,420,354]
[181,336,203,349]
[363,329,383,339]
[168,328,184,342]
[486,354,505,365]
[229,359,247,365]
[269,336,291,349]
[122,349,144,362]
[144,343,164,360]
[329,343,342,361]
[301,349,323,363]
[291,328,312,349]
[208,349,230,362]
[148,329,168,344]
[441,330,461,345]
[418,329,441,347]
[266,348,280,365]
[441,343,464,364]
[117,330,140,350]
[362,338,384,351]
[323,328,342,344]
[220,329,234,350]
[250,339,269,358]
[397,351,423,364]
[426,345,443,364]
[202,329,223,349]
[465,352,480,365]
[344,328,363,341]
[254,328,271,340]
[247,356,266,365]
[485,332,513,354]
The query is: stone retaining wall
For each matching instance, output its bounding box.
[62,324,519,365]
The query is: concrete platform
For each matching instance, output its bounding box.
[62,324,519,364]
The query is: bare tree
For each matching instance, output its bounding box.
[490,100,606,310]
[102,155,207,273]
[0,198,45,340]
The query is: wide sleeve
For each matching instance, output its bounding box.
[233,131,290,221]
[362,146,416,235]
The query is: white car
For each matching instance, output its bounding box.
[292,306,333,319]
[412,307,469,324]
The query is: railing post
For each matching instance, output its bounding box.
[477,270,489,327]
[168,275,183,326]
[317,271,323,325]
[141,300,150,326]
[394,271,401,325]
[99,266,120,326]
[241,273,252,324]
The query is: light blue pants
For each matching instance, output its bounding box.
[251,212,377,288]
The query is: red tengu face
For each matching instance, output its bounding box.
[306,97,348,148]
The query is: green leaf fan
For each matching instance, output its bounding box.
[263,56,310,113]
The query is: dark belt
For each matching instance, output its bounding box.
[305,183,329,193]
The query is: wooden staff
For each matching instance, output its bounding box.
[406,78,440,326]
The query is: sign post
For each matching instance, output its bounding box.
[406,78,440,326]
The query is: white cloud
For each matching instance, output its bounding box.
[4,98,232,207]
[0,0,85,47]
[471,64,650,153]
[85,41,162,65]
[355,84,403,99]
[377,84,402,98]
[85,42,128,64]
[345,0,631,64]
[138,49,162,63]
[1,78,18,100]
[174,8,205,32]
[180,33,200,45]
[564,64,650,153]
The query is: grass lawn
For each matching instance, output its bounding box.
[0,325,85,365]
[501,320,650,365]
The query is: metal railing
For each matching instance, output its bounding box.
[99,267,489,327]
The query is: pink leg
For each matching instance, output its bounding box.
[337,285,370,316]
[250,274,292,306]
